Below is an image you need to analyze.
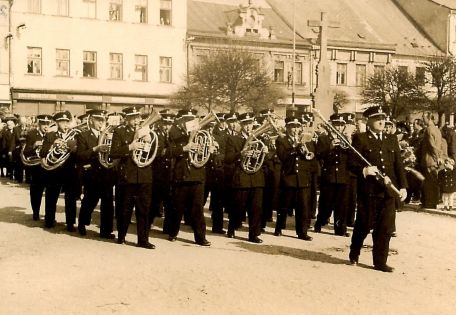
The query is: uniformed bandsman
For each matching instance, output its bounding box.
[109,106,155,249]
[274,115,315,241]
[314,113,351,237]
[225,112,265,243]
[40,111,79,231]
[167,109,211,246]
[348,105,407,272]
[76,109,115,239]
[23,114,52,220]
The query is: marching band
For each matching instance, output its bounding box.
[3,104,416,272]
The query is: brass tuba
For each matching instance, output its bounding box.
[98,124,116,168]
[41,122,88,171]
[188,111,220,168]
[241,117,278,174]
[132,110,161,168]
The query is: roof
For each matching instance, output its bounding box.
[188,0,309,45]
[266,0,443,56]
[429,0,456,9]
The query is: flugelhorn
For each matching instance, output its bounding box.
[188,111,220,168]
[132,110,161,168]
[294,131,315,160]
[241,117,278,174]
[41,122,88,171]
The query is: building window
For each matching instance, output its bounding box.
[135,0,147,23]
[398,66,408,74]
[159,57,172,83]
[160,0,172,26]
[109,0,122,21]
[374,65,385,74]
[27,47,42,75]
[83,51,97,78]
[336,63,347,85]
[28,0,41,13]
[56,49,70,76]
[355,64,366,87]
[416,67,426,86]
[134,55,148,81]
[56,0,69,16]
[110,53,123,80]
[82,0,96,18]
[294,62,302,85]
[274,60,284,82]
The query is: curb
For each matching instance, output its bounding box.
[400,204,456,218]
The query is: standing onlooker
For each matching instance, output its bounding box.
[2,116,17,179]
[420,112,443,209]
[438,158,456,211]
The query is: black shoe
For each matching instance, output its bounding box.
[67,224,76,232]
[117,237,126,244]
[227,230,235,238]
[344,232,351,237]
[374,264,394,272]
[44,222,55,229]
[137,242,156,249]
[298,234,313,241]
[211,228,226,235]
[32,213,39,221]
[100,233,116,239]
[349,253,359,265]
[248,236,263,244]
[274,230,282,237]
[168,236,177,242]
[314,224,321,233]
[391,232,397,237]
[78,225,87,236]
[196,239,211,246]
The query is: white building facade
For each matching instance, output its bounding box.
[8,0,187,116]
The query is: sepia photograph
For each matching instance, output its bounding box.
[1,0,456,314]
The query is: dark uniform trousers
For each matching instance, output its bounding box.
[168,125,207,243]
[225,134,264,239]
[40,131,78,227]
[205,161,225,231]
[110,124,153,245]
[76,129,115,235]
[348,132,407,267]
[23,129,46,217]
[261,153,281,228]
[315,134,350,235]
[275,135,316,237]
[150,129,174,231]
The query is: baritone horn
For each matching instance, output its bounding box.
[132,110,161,168]
[241,117,278,174]
[188,111,220,168]
[41,122,89,170]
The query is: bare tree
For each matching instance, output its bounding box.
[425,56,456,117]
[362,67,426,117]
[173,49,284,113]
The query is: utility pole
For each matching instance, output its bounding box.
[291,0,296,108]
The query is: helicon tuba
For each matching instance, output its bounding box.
[188,111,220,168]
[41,122,89,171]
[241,117,278,174]
[132,110,161,168]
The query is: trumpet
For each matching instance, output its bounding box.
[132,110,161,168]
[41,122,88,171]
[188,111,219,168]
[241,117,278,174]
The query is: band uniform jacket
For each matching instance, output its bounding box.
[316,133,351,185]
[152,127,174,186]
[349,132,407,198]
[75,129,114,182]
[275,135,318,188]
[206,128,227,184]
[109,125,152,184]
[168,125,205,183]
[23,128,44,159]
[225,133,265,188]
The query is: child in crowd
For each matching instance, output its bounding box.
[438,158,456,211]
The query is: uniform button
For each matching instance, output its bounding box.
[379,151,382,154]
[296,164,299,166]
[381,158,384,161]
[382,166,385,169]
[296,157,299,160]
[336,168,338,171]
[336,161,339,164]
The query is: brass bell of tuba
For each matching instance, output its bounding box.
[98,124,115,168]
[241,117,278,174]
[20,144,42,166]
[41,122,89,171]
[188,111,219,168]
[132,110,161,168]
